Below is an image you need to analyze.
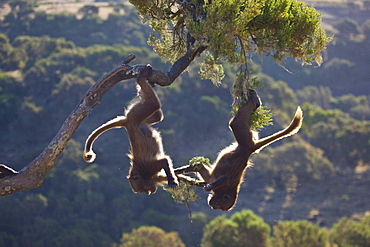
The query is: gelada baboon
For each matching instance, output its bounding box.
[84,65,178,195]
[176,90,303,210]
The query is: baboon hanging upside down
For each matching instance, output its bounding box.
[84,65,178,195]
[176,90,303,210]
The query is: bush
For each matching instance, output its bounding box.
[116,226,185,247]
[272,220,332,247]
[202,209,270,247]
[331,216,370,247]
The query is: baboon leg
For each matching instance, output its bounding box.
[157,158,178,187]
[126,66,161,126]
[137,109,163,136]
[145,109,163,125]
[230,90,260,148]
[204,175,227,191]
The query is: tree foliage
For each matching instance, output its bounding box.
[128,0,331,130]
[116,226,185,247]
[202,209,270,247]
[272,220,332,247]
[331,216,370,247]
[130,0,331,86]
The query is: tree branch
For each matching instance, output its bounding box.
[0,48,206,196]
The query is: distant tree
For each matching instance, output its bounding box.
[253,140,334,182]
[0,0,330,196]
[0,33,22,70]
[297,86,333,109]
[0,73,24,125]
[201,215,239,247]
[330,94,370,120]
[7,0,37,18]
[272,220,333,247]
[0,33,11,65]
[331,216,370,247]
[201,209,271,247]
[10,35,76,70]
[1,0,38,39]
[301,103,370,166]
[115,226,185,247]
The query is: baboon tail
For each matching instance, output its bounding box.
[83,116,126,162]
[254,106,303,153]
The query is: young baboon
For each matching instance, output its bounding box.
[84,65,178,195]
[176,90,303,210]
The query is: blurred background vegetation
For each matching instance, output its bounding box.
[0,0,369,246]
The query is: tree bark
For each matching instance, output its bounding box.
[0,47,205,196]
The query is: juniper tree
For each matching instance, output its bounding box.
[129,0,331,126]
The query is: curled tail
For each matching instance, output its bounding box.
[84,116,126,162]
[254,106,303,153]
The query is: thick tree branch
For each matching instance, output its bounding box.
[166,45,207,82]
[0,48,206,196]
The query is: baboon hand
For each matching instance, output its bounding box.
[167,179,179,188]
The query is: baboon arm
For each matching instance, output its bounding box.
[174,163,212,182]
[84,116,126,162]
[157,158,178,188]
[155,174,206,187]
[177,175,208,187]
[204,175,227,191]
[254,106,303,153]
